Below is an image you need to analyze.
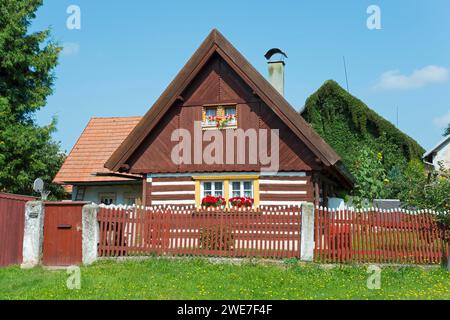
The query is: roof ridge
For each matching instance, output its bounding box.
[53,116,142,184]
[423,135,450,158]
[104,29,346,184]
[90,116,142,120]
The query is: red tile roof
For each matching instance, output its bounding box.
[53,117,142,184]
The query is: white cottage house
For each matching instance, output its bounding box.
[423,135,450,170]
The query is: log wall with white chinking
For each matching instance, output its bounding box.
[143,174,314,207]
[145,176,196,206]
[259,175,314,206]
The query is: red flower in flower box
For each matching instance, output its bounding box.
[205,114,236,129]
[201,195,225,207]
[229,197,254,208]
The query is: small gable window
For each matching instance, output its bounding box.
[205,107,217,118]
[202,105,237,129]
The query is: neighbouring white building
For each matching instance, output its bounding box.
[422,135,450,171]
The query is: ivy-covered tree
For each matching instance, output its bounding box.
[0,0,65,197]
[301,80,424,173]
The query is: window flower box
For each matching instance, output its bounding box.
[229,196,254,208]
[203,115,236,129]
[201,195,226,208]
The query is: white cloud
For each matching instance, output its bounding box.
[374,65,449,90]
[61,42,80,56]
[433,110,450,128]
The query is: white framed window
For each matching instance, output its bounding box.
[204,107,218,126]
[224,106,237,126]
[230,181,253,198]
[224,107,236,116]
[205,107,217,118]
[201,181,224,198]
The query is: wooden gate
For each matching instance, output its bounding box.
[0,193,35,267]
[42,202,85,266]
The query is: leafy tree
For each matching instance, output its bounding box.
[388,160,450,212]
[444,123,450,137]
[0,0,65,198]
[349,146,388,207]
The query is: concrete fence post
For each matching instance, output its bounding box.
[82,203,99,266]
[301,202,315,262]
[21,201,45,269]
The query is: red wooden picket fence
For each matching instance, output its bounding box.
[97,205,302,259]
[314,207,449,264]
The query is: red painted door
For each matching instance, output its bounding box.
[42,203,84,266]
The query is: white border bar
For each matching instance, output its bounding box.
[151,200,196,205]
[259,201,306,206]
[259,180,307,185]
[151,181,195,186]
[260,191,307,195]
[152,191,195,195]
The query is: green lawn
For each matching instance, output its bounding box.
[0,258,449,300]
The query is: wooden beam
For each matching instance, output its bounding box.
[313,172,320,207]
[142,178,147,206]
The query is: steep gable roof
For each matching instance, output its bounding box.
[105,29,342,174]
[54,117,142,184]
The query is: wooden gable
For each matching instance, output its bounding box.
[127,53,320,174]
[105,29,353,188]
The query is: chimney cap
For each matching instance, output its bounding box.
[264,48,288,61]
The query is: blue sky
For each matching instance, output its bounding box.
[32,0,450,152]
